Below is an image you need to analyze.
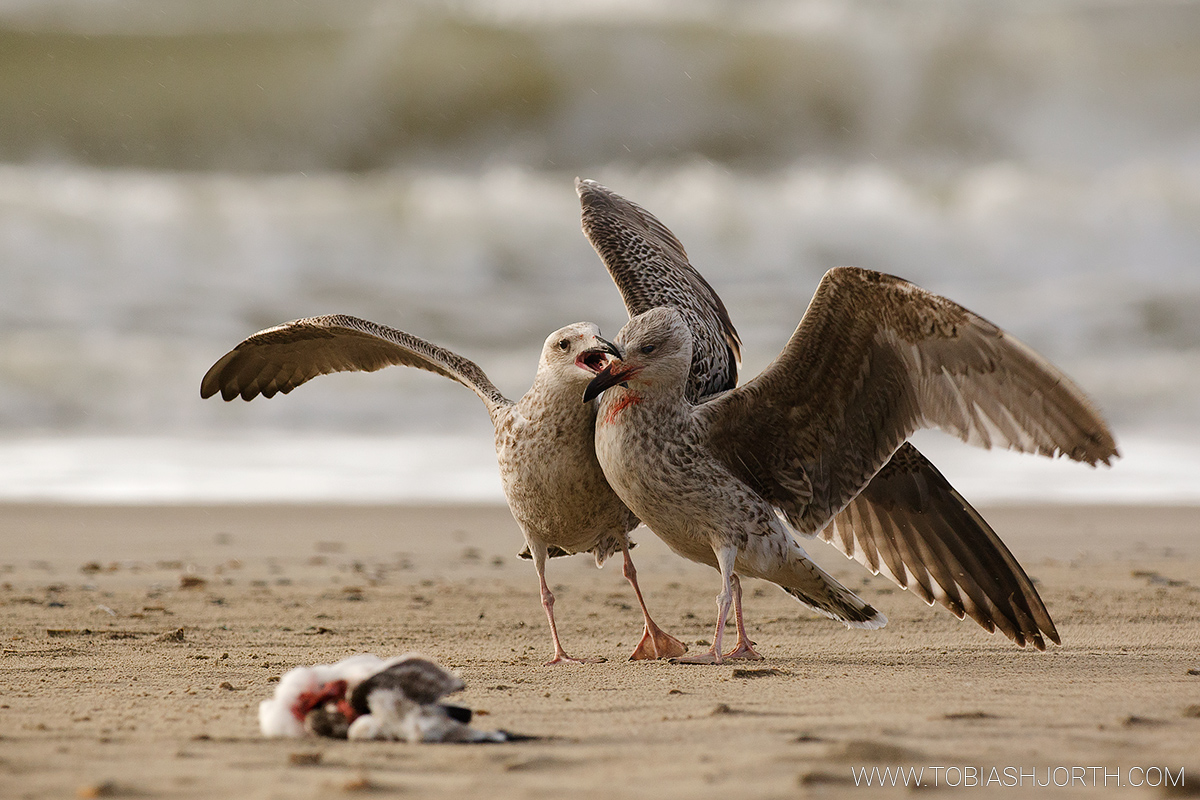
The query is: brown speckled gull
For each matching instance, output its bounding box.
[576,179,1078,651]
[585,269,1118,663]
[201,316,684,664]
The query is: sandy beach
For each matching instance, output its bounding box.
[2,502,1198,798]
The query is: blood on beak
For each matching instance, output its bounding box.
[575,336,623,375]
[583,359,640,402]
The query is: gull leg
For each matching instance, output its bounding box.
[532,544,602,666]
[722,574,764,660]
[622,546,688,660]
[672,544,736,665]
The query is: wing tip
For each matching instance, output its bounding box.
[576,178,615,214]
[201,351,239,401]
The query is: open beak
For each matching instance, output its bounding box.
[583,358,640,403]
[575,336,623,375]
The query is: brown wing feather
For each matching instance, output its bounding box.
[200,314,512,414]
[700,267,1118,536]
[824,442,1059,648]
[577,178,740,399]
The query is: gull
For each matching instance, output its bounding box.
[584,269,1118,663]
[260,653,519,742]
[202,317,684,664]
[576,179,1072,650]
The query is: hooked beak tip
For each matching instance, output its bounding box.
[583,359,634,403]
[594,335,622,359]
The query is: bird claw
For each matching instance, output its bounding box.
[722,641,764,661]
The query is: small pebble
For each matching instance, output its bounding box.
[76,781,117,799]
[289,752,322,766]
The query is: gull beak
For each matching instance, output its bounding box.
[583,358,639,403]
[594,336,621,358]
[575,336,623,375]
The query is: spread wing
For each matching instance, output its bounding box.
[700,266,1118,538]
[200,314,512,416]
[825,443,1058,648]
[577,177,740,399]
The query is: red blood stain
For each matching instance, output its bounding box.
[292,679,350,721]
[603,393,642,425]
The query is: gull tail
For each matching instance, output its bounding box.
[775,555,887,630]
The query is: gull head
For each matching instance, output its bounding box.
[583,308,692,402]
[540,322,621,385]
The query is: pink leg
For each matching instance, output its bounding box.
[722,574,764,660]
[672,545,736,665]
[622,547,688,660]
[533,548,602,666]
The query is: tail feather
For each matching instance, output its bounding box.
[776,557,887,630]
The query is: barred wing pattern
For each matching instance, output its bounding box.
[200,314,512,416]
[577,178,741,400]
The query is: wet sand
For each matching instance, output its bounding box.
[2,503,1198,798]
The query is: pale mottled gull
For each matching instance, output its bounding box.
[576,178,1075,650]
[585,269,1118,663]
[202,316,685,664]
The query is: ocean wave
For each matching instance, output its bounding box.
[1,1,1199,170]
[1,161,1198,437]
[0,431,1194,505]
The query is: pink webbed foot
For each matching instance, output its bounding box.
[543,654,607,666]
[628,623,689,661]
[722,640,764,661]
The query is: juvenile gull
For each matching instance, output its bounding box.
[585,269,1118,663]
[202,317,685,664]
[576,178,1070,650]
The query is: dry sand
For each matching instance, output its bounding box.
[2,502,1199,799]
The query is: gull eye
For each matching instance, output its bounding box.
[640,344,656,355]
[557,339,570,351]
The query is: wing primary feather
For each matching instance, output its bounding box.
[821,444,1059,647]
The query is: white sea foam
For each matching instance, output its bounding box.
[0,436,502,504]
[0,432,1194,506]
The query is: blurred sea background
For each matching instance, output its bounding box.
[1,0,1198,504]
